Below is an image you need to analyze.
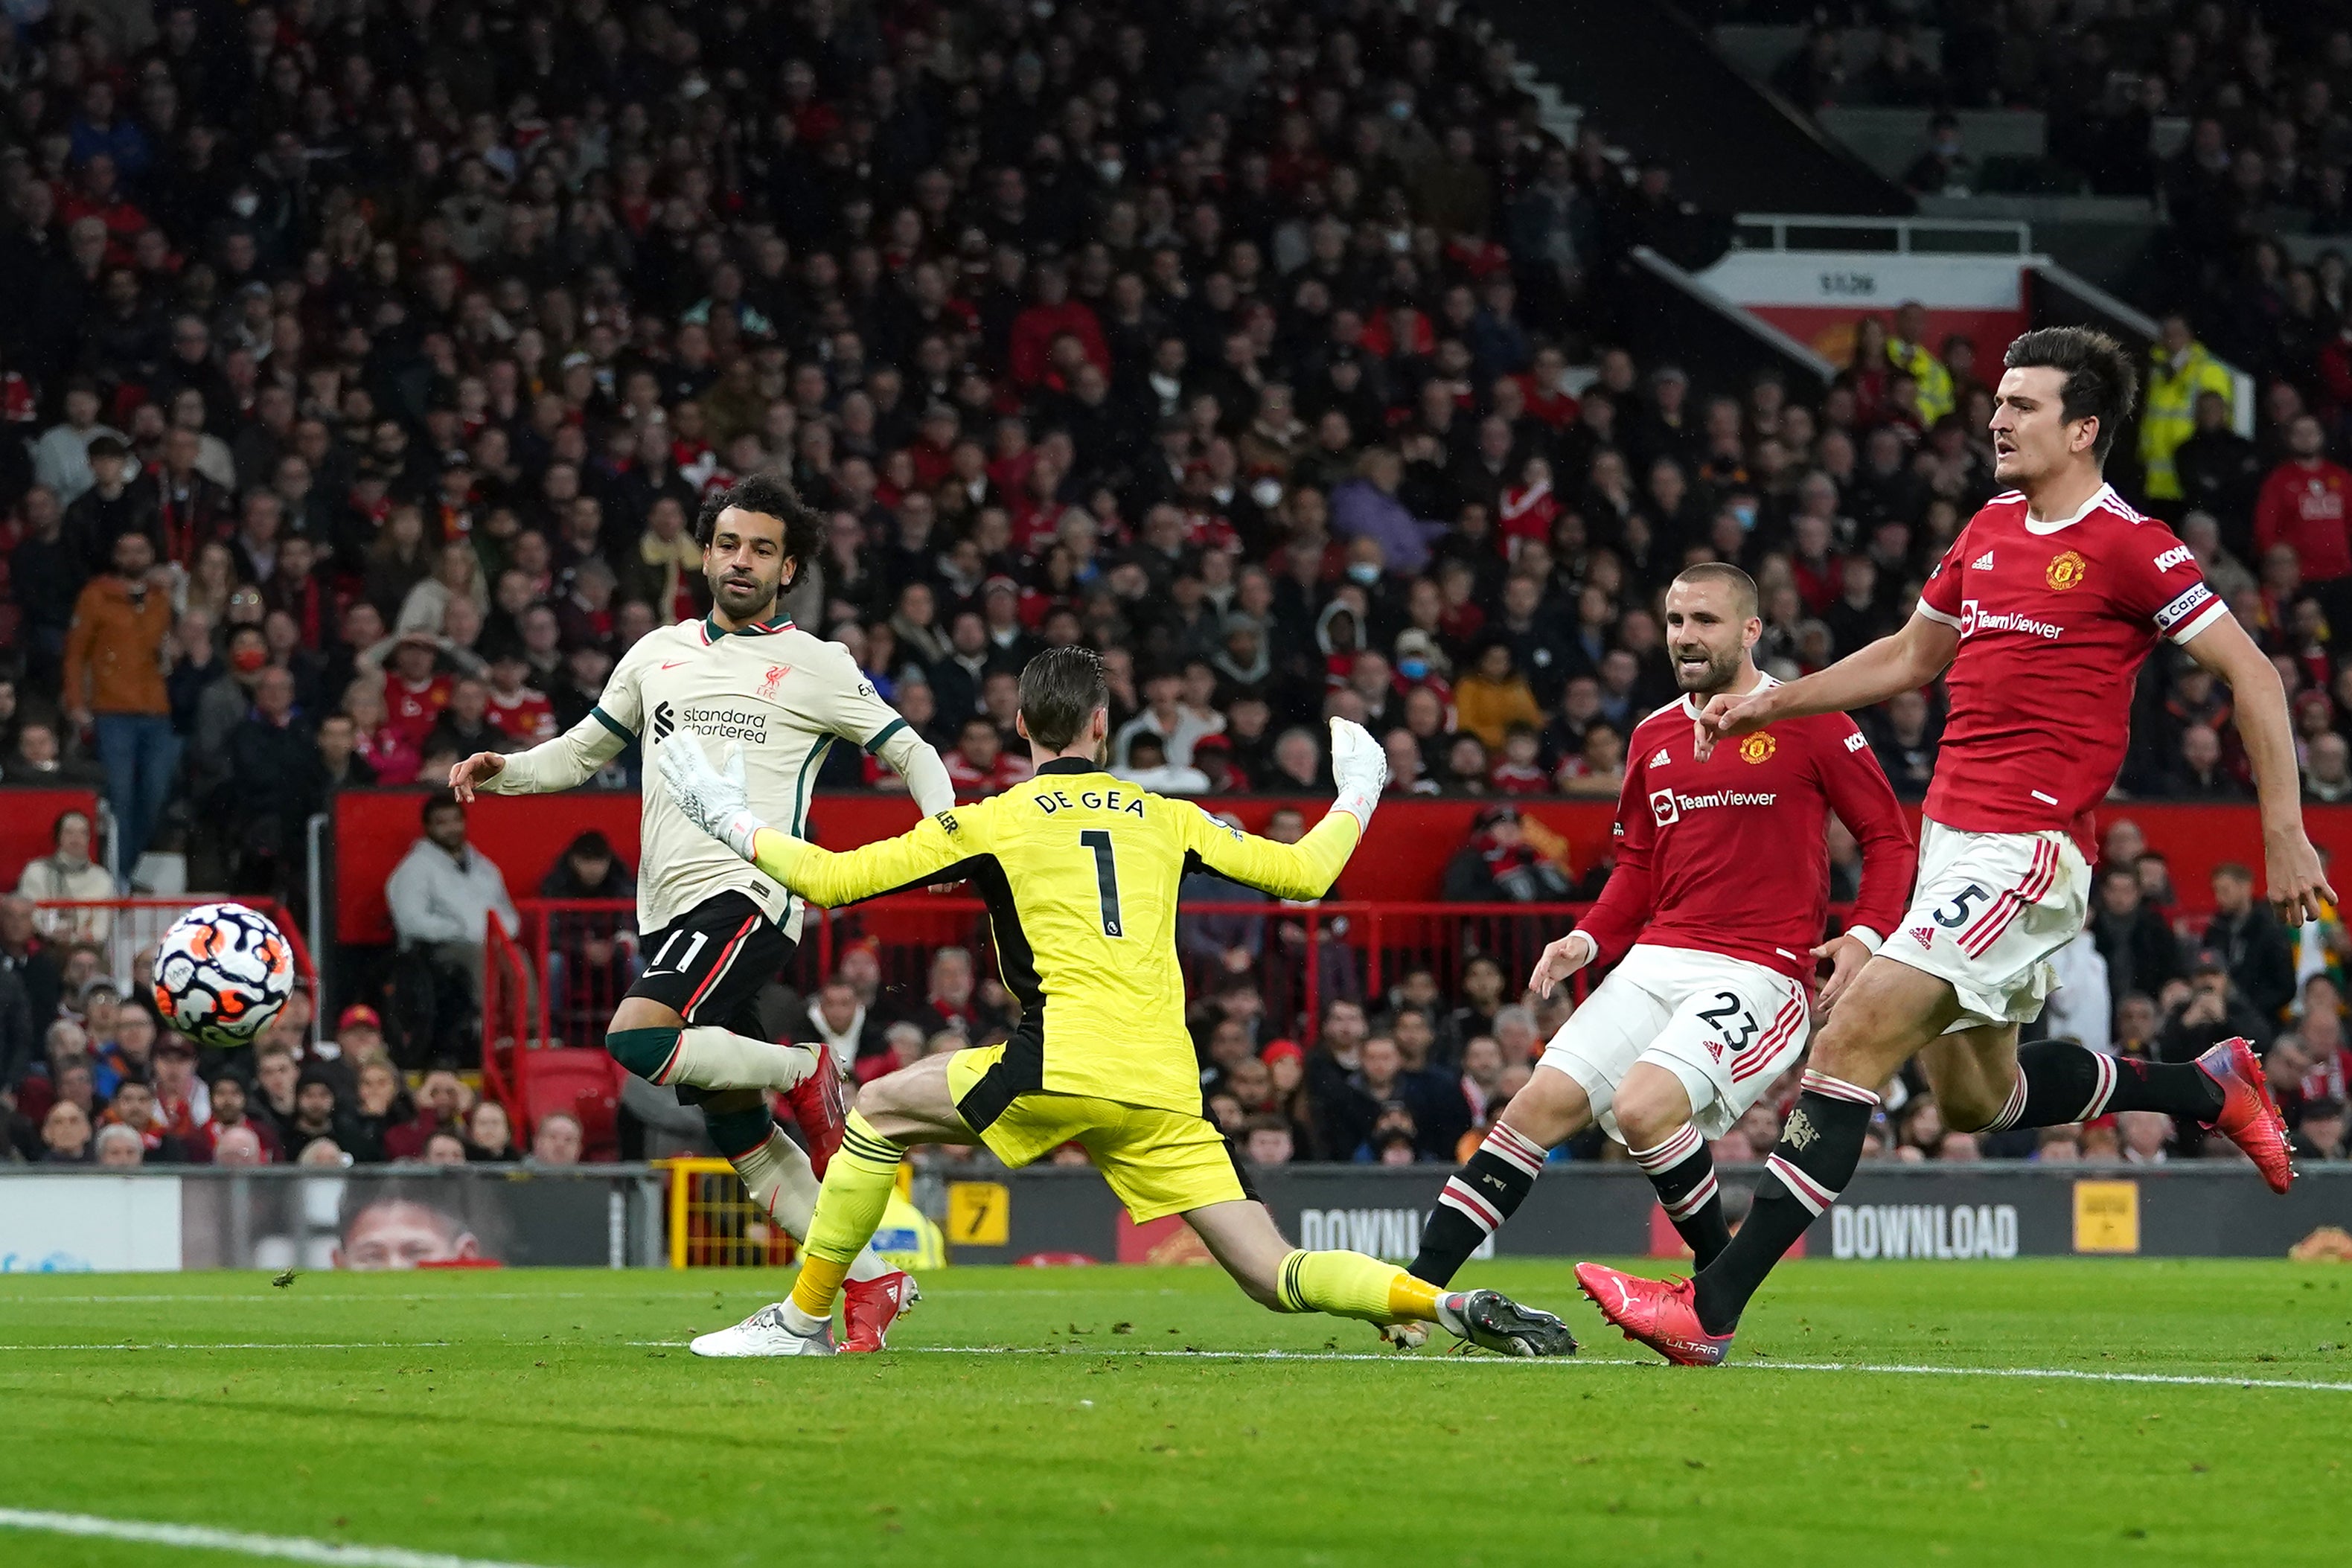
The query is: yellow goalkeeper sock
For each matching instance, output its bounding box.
[1275,1249,1445,1324]
[784,1112,904,1328]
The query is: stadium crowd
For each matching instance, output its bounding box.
[0,0,2347,1176]
[1764,3,2352,384]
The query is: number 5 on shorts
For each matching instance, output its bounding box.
[1931,883,1992,929]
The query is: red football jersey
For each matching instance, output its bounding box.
[1917,485,2226,848]
[385,673,453,750]
[945,749,1035,799]
[2253,458,2352,581]
[1579,681,1917,984]
[486,685,557,746]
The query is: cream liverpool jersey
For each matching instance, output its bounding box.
[483,611,953,937]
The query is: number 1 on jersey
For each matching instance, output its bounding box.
[1079,828,1124,938]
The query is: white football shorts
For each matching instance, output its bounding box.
[1882,819,2092,1031]
[1540,943,1811,1142]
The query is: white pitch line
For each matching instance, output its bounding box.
[0,1291,597,1305]
[17,1336,2343,1395]
[637,1342,2352,1394]
[1729,1358,2352,1392]
[0,1341,452,1352]
[0,1507,575,1568]
[0,1287,1189,1308]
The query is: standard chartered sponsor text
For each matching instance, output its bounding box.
[683,707,770,743]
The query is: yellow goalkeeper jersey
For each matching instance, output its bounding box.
[752,758,1363,1116]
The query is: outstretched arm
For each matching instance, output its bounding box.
[1695,612,1958,760]
[1183,809,1361,902]
[752,813,977,906]
[658,733,979,905]
[1178,718,1386,900]
[2185,615,2335,922]
[455,707,631,800]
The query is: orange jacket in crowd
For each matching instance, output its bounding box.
[62,574,172,717]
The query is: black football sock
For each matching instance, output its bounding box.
[1410,1121,1547,1287]
[1628,1123,1731,1269]
[1978,1042,2224,1133]
[1692,1070,1877,1336]
[700,1089,779,1162]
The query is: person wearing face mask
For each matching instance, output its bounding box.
[188,623,274,801]
[1390,629,1454,707]
[61,530,178,883]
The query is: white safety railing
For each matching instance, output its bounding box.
[1733,211,2034,256]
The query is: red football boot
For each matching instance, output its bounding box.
[782,1052,848,1177]
[2195,1036,2297,1195]
[1574,1263,1733,1367]
[839,1270,919,1354]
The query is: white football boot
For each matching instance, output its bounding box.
[689,1302,835,1357]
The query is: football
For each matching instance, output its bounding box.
[151,902,298,1047]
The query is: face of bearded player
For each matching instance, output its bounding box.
[1662,573,1762,696]
[702,505,794,626]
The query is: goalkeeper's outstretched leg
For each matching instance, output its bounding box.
[732,1051,1574,1357]
[1182,1197,1576,1357]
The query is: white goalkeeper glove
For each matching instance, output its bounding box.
[1329,716,1387,831]
[657,735,769,862]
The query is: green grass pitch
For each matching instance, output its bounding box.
[2,1261,2348,1567]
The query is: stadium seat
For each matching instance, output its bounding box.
[520,1048,623,1162]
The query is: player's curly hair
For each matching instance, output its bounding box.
[2004,327,2138,463]
[694,471,824,577]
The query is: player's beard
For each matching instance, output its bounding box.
[1673,643,1744,695]
[706,563,780,624]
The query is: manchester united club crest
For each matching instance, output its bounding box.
[2045,550,2088,592]
[757,665,790,700]
[1739,732,1777,764]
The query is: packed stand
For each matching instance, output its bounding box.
[1762,4,2352,366]
[0,0,2342,1172]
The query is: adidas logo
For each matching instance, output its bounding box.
[1908,925,1935,948]
[1970,551,1995,570]
[1650,748,1672,768]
